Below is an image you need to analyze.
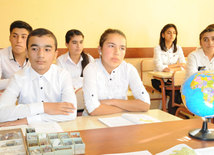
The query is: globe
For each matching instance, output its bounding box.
[181,70,214,117]
[181,70,214,141]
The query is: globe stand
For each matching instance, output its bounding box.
[189,118,214,141]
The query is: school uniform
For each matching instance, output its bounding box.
[154,45,186,71]
[186,47,214,79]
[0,64,77,124]
[83,58,150,114]
[0,46,30,90]
[152,45,186,115]
[56,52,94,90]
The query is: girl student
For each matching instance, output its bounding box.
[152,24,186,115]
[83,29,150,115]
[186,25,214,79]
[57,29,94,112]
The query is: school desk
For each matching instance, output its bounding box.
[148,71,186,112]
[58,109,181,132]
[69,118,214,155]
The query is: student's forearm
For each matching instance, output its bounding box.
[168,63,186,69]
[43,102,76,115]
[0,118,27,127]
[89,104,126,116]
[101,99,150,112]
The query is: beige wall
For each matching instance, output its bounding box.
[0,0,213,48]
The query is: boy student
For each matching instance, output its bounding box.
[0,20,32,90]
[0,28,77,127]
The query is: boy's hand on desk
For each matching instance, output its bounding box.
[0,118,27,127]
[44,102,76,115]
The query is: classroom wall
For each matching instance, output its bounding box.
[0,0,213,48]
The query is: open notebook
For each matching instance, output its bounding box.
[98,113,161,127]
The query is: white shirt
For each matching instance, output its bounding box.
[154,45,186,71]
[0,46,30,90]
[0,64,77,124]
[83,59,150,114]
[56,52,94,90]
[186,48,214,79]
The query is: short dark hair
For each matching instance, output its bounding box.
[26,28,57,51]
[159,24,178,53]
[65,29,84,43]
[10,20,32,34]
[200,25,214,41]
[99,29,126,48]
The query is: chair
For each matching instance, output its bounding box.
[164,70,186,108]
[75,88,85,116]
[175,106,194,119]
[141,58,162,101]
[164,70,195,118]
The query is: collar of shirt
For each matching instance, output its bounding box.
[198,48,214,61]
[8,46,29,66]
[8,47,15,61]
[97,58,123,76]
[30,64,55,82]
[64,52,83,66]
[166,44,174,53]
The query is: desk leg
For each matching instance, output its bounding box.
[159,79,167,112]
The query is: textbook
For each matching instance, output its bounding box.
[98,113,161,127]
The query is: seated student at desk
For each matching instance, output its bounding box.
[56,29,94,113]
[186,25,214,79]
[0,28,77,127]
[152,24,186,115]
[56,29,94,91]
[0,20,32,90]
[83,29,150,116]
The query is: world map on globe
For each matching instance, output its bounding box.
[181,71,214,117]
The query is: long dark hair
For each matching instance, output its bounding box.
[159,24,177,53]
[65,29,89,77]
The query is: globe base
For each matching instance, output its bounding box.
[189,129,214,141]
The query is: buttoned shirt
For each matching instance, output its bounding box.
[56,52,94,90]
[0,64,77,124]
[0,46,30,90]
[186,48,214,79]
[154,45,186,71]
[83,59,150,114]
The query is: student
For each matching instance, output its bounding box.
[152,24,186,115]
[57,29,94,91]
[83,29,150,116]
[57,29,94,113]
[186,25,214,79]
[0,28,77,127]
[0,20,32,90]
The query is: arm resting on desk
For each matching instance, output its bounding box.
[0,118,27,127]
[89,103,125,116]
[163,63,186,72]
[101,99,150,112]
[90,99,150,116]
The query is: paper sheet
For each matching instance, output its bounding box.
[98,116,134,127]
[104,150,152,155]
[98,113,161,127]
